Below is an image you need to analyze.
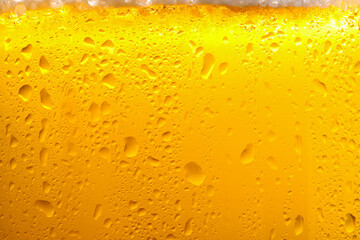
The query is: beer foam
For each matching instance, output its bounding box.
[0,0,357,13]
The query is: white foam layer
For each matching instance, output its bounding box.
[0,0,357,12]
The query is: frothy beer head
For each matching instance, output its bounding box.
[0,0,359,13]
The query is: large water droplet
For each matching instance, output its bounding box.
[39,56,50,73]
[201,53,215,79]
[184,162,205,186]
[35,200,54,217]
[124,137,138,157]
[345,213,355,233]
[102,73,116,89]
[40,88,54,109]
[294,215,304,235]
[184,218,193,236]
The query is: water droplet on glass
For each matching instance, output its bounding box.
[184,162,205,186]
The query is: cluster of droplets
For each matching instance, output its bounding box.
[1,3,360,240]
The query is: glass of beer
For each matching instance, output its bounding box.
[1,0,359,238]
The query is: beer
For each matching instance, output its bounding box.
[0,2,360,239]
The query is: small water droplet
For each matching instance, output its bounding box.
[104,218,112,228]
[9,158,17,169]
[43,181,50,193]
[40,147,48,167]
[270,43,280,52]
[141,64,157,79]
[84,37,95,45]
[166,234,177,240]
[10,135,19,148]
[148,156,160,167]
[324,40,332,54]
[219,62,228,75]
[240,143,254,164]
[99,147,110,160]
[266,156,278,170]
[89,102,101,121]
[93,204,103,220]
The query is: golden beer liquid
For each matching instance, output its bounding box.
[1,4,360,239]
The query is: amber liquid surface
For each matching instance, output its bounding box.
[1,5,360,239]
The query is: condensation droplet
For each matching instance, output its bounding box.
[43,181,50,193]
[294,135,302,155]
[201,53,215,79]
[240,143,254,164]
[141,64,157,79]
[21,44,32,53]
[166,234,177,240]
[219,62,228,75]
[184,162,205,186]
[101,40,114,52]
[102,73,116,89]
[324,40,332,54]
[345,213,355,233]
[270,43,280,52]
[137,208,146,216]
[101,101,111,114]
[84,37,95,45]
[10,135,19,148]
[148,156,160,167]
[129,201,138,210]
[270,228,276,240]
[35,200,54,217]
[89,102,101,121]
[184,218,193,236]
[40,88,54,109]
[93,204,103,220]
[246,43,253,54]
[266,156,278,170]
[294,215,304,235]
[9,158,17,169]
[124,137,138,157]
[313,79,327,97]
[157,117,166,127]
[267,130,277,142]
[40,147,48,167]
[39,56,50,73]
[99,147,111,160]
[162,131,172,142]
[104,218,113,228]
